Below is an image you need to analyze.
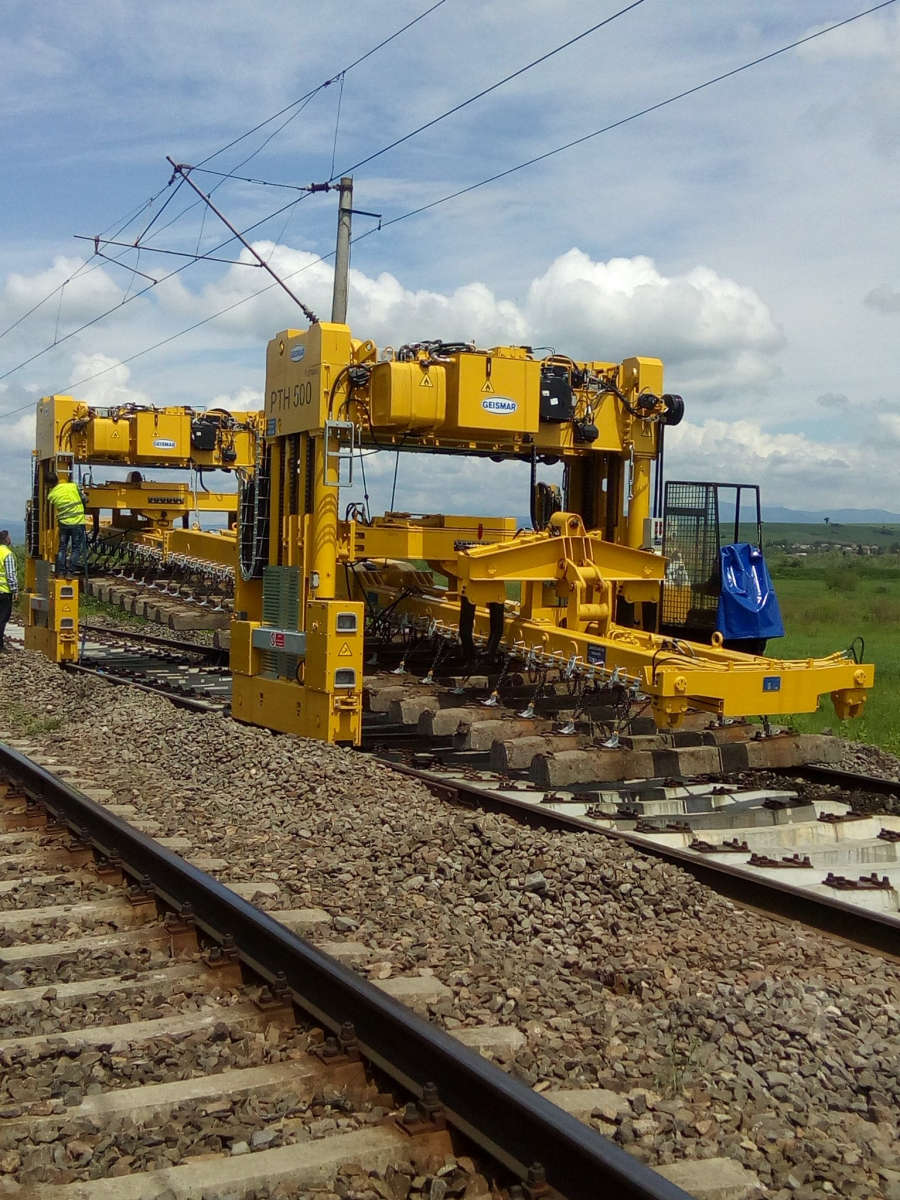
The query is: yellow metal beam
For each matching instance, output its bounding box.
[457,515,665,585]
[350,514,518,564]
[367,585,873,727]
[86,483,238,514]
[166,528,237,568]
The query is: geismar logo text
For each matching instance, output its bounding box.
[481,398,518,415]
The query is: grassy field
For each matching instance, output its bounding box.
[761,521,900,550]
[771,573,900,755]
[725,521,900,550]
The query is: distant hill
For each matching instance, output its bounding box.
[762,506,900,524]
[758,522,900,549]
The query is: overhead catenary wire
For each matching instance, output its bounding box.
[266,188,308,265]
[59,245,339,396]
[195,195,208,256]
[99,0,642,260]
[0,0,452,351]
[167,158,319,323]
[193,0,453,170]
[0,0,645,390]
[135,0,453,230]
[330,72,346,180]
[0,188,170,344]
[103,189,172,242]
[105,0,643,250]
[132,176,187,246]
[0,0,894,418]
[199,92,324,204]
[378,0,900,228]
[52,283,66,347]
[0,178,183,346]
[9,0,886,414]
[161,0,649,197]
[0,178,329,387]
[331,0,648,180]
[94,91,327,270]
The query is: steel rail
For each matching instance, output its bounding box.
[19,629,900,956]
[791,763,900,798]
[0,741,690,1200]
[80,621,228,663]
[383,762,900,961]
[60,661,226,714]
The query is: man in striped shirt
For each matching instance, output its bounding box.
[0,531,17,652]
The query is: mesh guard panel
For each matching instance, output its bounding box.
[661,482,720,633]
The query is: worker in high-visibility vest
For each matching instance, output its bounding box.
[46,473,88,577]
[0,531,17,652]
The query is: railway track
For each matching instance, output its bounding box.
[78,620,228,663]
[0,741,692,1200]
[7,631,900,963]
[3,641,900,1194]
[358,662,900,961]
[5,622,231,714]
[376,757,900,961]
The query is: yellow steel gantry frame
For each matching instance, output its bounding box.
[25,395,261,662]
[226,323,874,743]
[25,335,874,739]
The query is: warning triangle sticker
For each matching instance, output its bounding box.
[480,379,495,393]
[419,374,434,388]
[338,641,353,657]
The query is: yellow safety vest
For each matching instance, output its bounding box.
[0,545,13,595]
[47,482,86,526]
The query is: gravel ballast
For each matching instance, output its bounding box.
[1,650,899,1198]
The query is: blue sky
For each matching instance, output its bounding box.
[2,0,899,521]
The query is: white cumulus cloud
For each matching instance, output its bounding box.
[799,9,900,63]
[160,244,783,397]
[210,386,264,413]
[4,411,37,453]
[524,251,784,392]
[664,419,872,510]
[874,412,900,448]
[1,257,122,336]
[67,353,149,408]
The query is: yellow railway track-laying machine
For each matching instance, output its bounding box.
[25,399,260,659]
[27,324,873,743]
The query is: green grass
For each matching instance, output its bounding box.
[760,521,900,550]
[0,700,63,737]
[772,576,900,756]
[768,550,900,582]
[78,596,148,626]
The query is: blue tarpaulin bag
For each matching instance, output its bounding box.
[716,543,784,642]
